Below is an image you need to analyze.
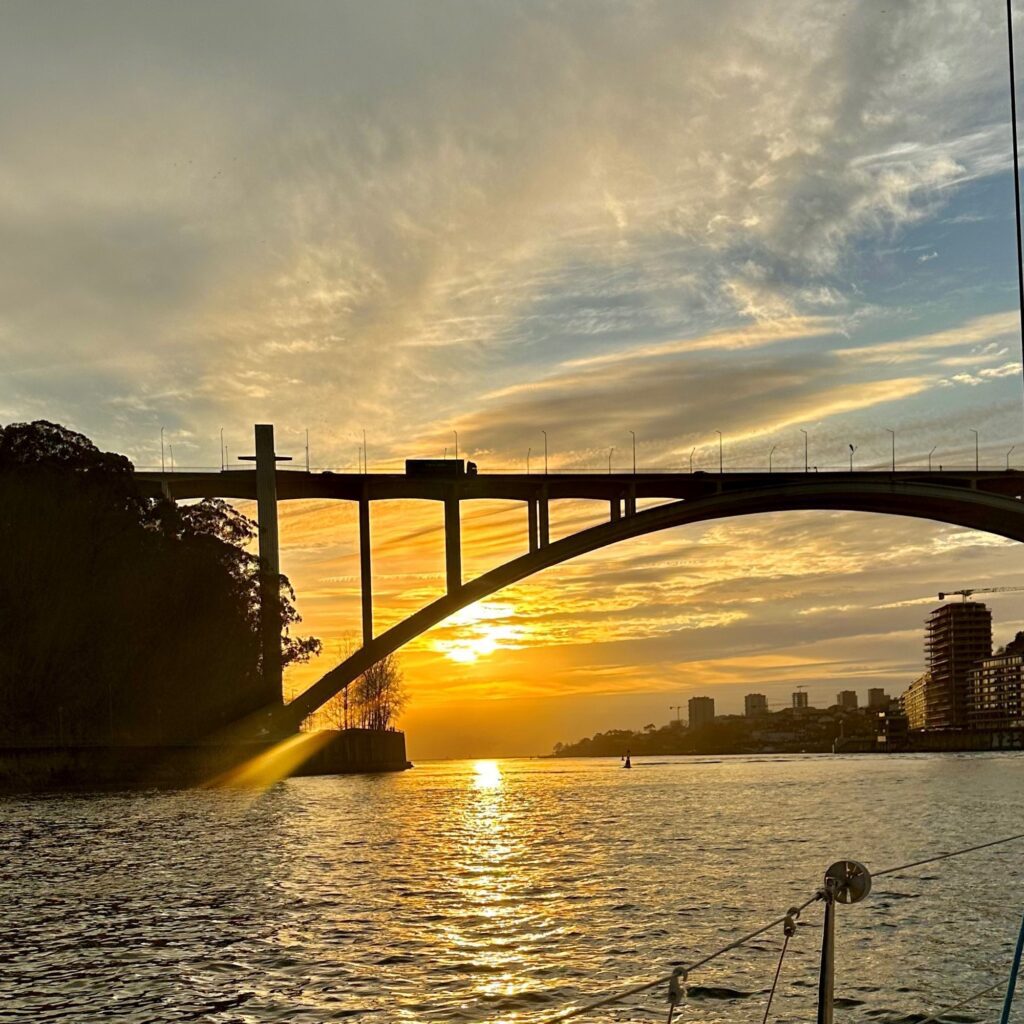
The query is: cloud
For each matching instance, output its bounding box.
[4,0,1024,752]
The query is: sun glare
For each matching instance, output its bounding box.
[472,759,502,790]
[434,601,527,664]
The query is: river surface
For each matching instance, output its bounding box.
[3,753,1024,1023]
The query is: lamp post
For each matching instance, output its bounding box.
[160,427,165,473]
[608,446,615,474]
[971,428,979,471]
[928,446,937,472]
[716,430,723,475]
[305,428,310,472]
[769,444,777,473]
[363,428,368,474]
[220,427,225,471]
[629,430,636,474]
[848,444,857,472]
[453,430,458,462]
[542,430,548,474]
[527,447,532,475]
[689,446,695,473]
[1009,445,1016,470]
[800,428,808,473]
[169,443,175,473]
[886,428,895,472]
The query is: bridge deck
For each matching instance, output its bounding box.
[134,469,1024,504]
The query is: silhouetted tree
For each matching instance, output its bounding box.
[0,420,320,745]
[353,653,406,731]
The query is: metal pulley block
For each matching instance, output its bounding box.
[824,860,872,904]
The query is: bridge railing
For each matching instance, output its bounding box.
[132,461,1020,475]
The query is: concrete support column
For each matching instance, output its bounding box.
[539,484,550,547]
[610,497,621,521]
[625,481,637,517]
[254,424,283,706]
[527,497,539,553]
[445,491,462,593]
[359,492,372,645]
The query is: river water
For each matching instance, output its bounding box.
[3,753,1024,1023]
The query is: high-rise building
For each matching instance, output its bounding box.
[867,687,890,709]
[836,690,858,709]
[967,632,1024,730]
[901,675,929,730]
[791,690,809,710]
[688,696,715,729]
[744,693,768,717]
[924,602,992,728]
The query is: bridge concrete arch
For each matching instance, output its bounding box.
[281,477,1024,729]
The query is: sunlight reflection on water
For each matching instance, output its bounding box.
[3,753,1024,1023]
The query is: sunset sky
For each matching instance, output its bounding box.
[6,1,1024,757]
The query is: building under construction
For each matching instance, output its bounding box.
[923,602,992,729]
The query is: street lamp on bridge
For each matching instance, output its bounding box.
[608,446,614,474]
[1009,445,1016,470]
[971,429,979,471]
[527,447,531,475]
[769,444,776,473]
[929,446,937,472]
[886,428,895,472]
[716,430,723,475]
[542,430,548,474]
[800,428,808,473]
[689,446,695,473]
[453,430,458,462]
[160,426,165,473]
[629,430,636,474]
[848,443,857,472]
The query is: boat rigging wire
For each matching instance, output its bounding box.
[760,908,798,1024]
[914,978,1006,1024]
[872,830,1024,878]
[538,832,1024,1024]
[1006,0,1024,421]
[536,891,823,1024]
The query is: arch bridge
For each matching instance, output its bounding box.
[134,425,1024,734]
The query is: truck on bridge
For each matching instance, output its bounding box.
[405,458,477,478]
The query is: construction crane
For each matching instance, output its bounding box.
[937,586,1024,602]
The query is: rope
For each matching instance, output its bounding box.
[536,891,822,1024]
[874,832,1024,878]
[760,908,798,1024]
[913,978,1005,1024]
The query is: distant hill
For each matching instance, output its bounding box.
[551,707,879,757]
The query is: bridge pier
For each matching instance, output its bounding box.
[539,484,550,547]
[527,497,538,553]
[445,491,462,592]
[359,492,372,643]
[625,481,637,517]
[253,424,283,706]
[610,497,621,521]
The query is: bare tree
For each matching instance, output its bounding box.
[354,652,406,731]
[303,648,406,733]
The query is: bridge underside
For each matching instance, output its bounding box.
[275,477,1024,731]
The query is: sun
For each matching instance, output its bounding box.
[433,601,527,664]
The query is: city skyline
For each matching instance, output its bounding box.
[6,1,1024,756]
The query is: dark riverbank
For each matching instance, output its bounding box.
[0,729,411,792]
